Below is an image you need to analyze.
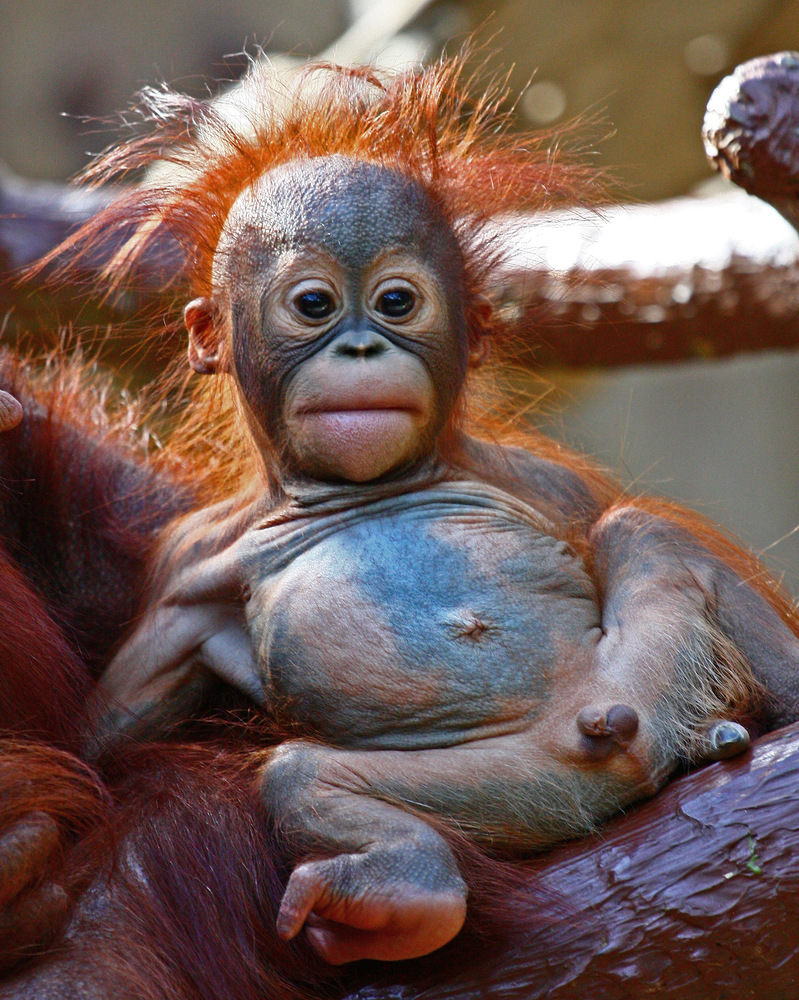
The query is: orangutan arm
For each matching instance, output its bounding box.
[489,439,798,735]
[85,531,261,751]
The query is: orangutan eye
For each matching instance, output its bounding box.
[377,288,416,318]
[295,290,335,320]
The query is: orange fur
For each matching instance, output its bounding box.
[0,550,90,748]
[47,56,595,308]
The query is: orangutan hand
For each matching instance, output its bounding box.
[0,812,70,972]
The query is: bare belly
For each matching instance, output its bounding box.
[246,483,602,748]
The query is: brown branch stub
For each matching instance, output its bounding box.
[496,192,799,368]
[501,256,799,368]
[704,52,799,205]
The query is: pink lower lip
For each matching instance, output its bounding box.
[300,408,415,434]
[301,407,411,421]
[299,404,415,415]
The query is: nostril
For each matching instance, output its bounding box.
[335,337,387,359]
[363,341,386,358]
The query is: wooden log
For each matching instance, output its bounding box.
[703,52,799,222]
[495,193,799,368]
[345,722,799,1000]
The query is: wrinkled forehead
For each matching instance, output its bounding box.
[215,155,462,280]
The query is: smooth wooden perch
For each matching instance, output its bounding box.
[344,721,799,1000]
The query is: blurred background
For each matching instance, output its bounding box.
[3,0,799,588]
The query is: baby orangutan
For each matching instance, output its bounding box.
[52,62,799,965]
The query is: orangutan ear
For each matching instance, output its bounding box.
[467,293,493,368]
[468,337,490,368]
[184,297,226,375]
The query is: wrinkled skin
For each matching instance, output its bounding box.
[0,393,22,433]
[72,156,799,966]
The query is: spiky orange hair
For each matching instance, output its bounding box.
[48,55,596,347]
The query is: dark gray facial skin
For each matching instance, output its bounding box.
[212,156,469,482]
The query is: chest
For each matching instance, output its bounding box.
[244,491,601,747]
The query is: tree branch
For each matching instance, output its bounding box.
[346,721,799,999]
